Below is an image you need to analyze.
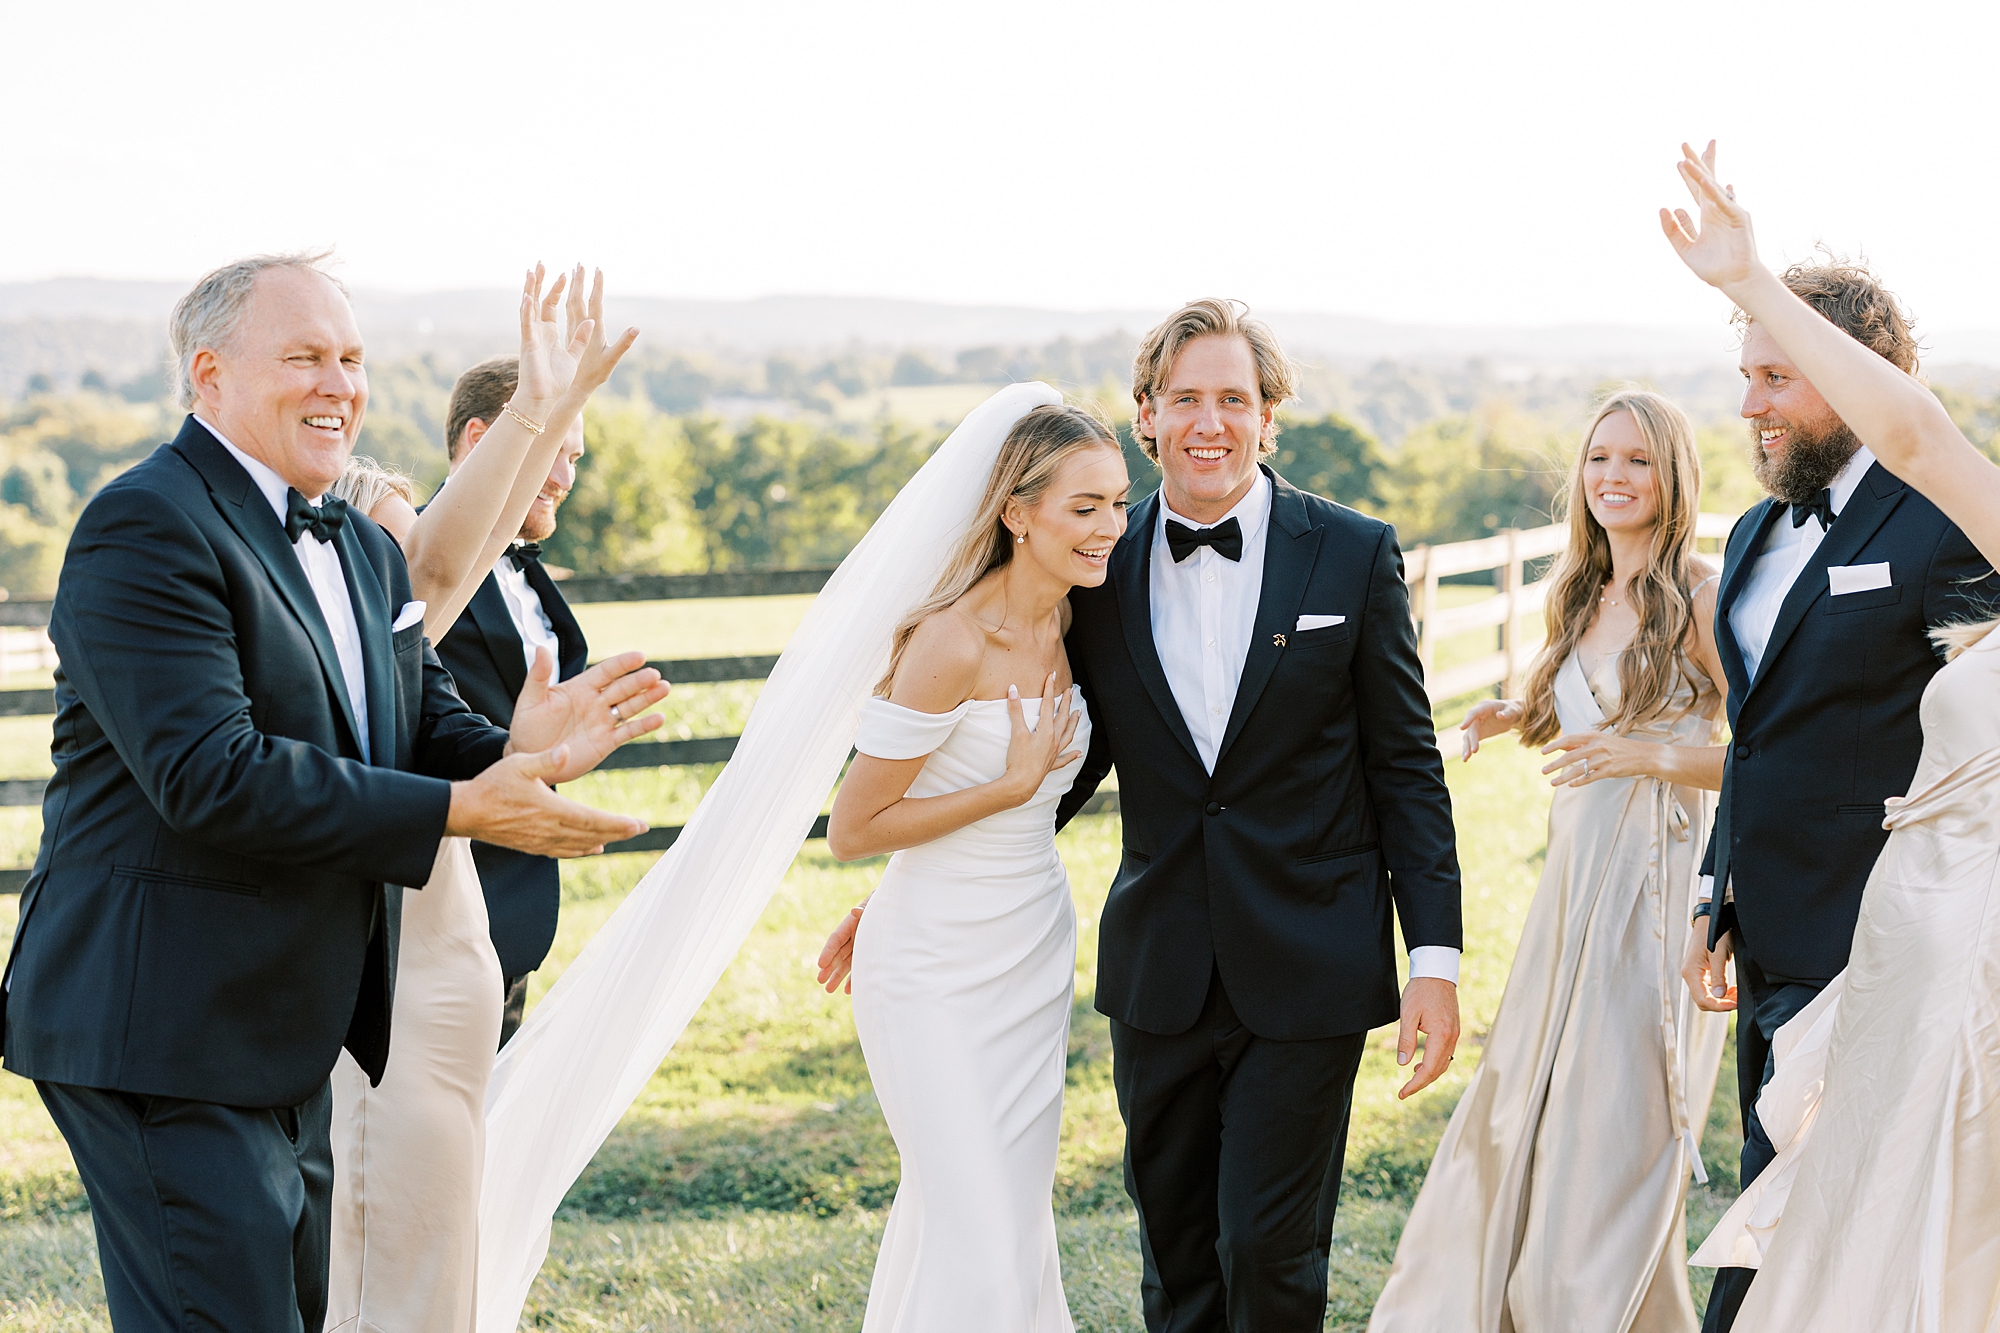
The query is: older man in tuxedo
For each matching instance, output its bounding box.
[431,355,593,1044]
[0,252,667,1332]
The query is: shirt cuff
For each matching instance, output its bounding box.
[1408,946,1460,985]
[1698,874,1713,904]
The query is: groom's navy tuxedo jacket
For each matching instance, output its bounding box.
[0,417,509,1108]
[432,559,587,980]
[1057,466,1462,1040]
[1704,461,1990,982]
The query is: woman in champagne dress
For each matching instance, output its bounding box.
[1371,389,1730,1333]
[1667,141,2000,1330]
[816,404,1131,1331]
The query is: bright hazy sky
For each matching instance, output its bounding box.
[9,0,1999,332]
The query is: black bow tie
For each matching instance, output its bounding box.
[1789,489,1837,531]
[1165,517,1243,563]
[506,542,542,571]
[284,490,347,544]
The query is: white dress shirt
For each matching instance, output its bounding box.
[493,552,561,674]
[197,417,371,762]
[1700,445,1877,905]
[1148,474,1459,984]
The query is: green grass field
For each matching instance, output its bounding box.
[0,596,1741,1329]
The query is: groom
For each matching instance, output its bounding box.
[1682,256,1990,1332]
[1056,299,1463,1331]
[0,252,663,1332]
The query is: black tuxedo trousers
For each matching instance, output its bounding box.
[0,418,510,1331]
[1058,469,1461,1331]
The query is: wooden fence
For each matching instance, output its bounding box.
[0,513,1738,893]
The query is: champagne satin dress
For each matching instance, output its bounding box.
[326,836,504,1333]
[1692,625,2000,1329]
[1371,651,1728,1333]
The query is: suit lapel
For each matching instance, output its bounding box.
[520,558,588,680]
[465,572,530,703]
[1749,464,1907,695]
[174,419,366,758]
[1112,492,1203,766]
[334,522,397,767]
[1214,468,1321,769]
[1714,499,1780,705]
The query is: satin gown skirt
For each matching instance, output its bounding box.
[849,694,1084,1333]
[1372,653,1726,1333]
[1693,629,2000,1331]
[327,836,504,1333]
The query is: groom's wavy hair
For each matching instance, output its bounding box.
[876,404,1120,696]
[1131,299,1297,461]
[1732,248,1920,375]
[1517,389,1712,749]
[169,249,346,409]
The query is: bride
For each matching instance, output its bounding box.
[1667,142,2000,1328]
[816,401,1128,1330]
[469,382,1109,1330]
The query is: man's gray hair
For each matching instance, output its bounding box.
[169,249,347,409]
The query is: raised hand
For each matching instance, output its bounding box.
[512,263,592,412]
[1000,673,1082,805]
[1659,140,1761,294]
[507,648,672,783]
[561,265,641,402]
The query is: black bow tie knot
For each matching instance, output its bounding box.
[284,490,347,544]
[1789,488,1837,531]
[505,542,542,571]
[1165,517,1243,563]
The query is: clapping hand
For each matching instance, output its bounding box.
[1660,140,1761,295]
[506,648,672,783]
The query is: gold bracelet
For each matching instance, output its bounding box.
[502,403,547,436]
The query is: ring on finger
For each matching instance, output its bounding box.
[1581,757,1590,778]
[610,704,622,723]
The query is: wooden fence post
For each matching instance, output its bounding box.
[1414,546,1438,680]
[1499,527,1524,698]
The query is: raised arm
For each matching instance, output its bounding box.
[401,265,637,638]
[1662,141,2000,568]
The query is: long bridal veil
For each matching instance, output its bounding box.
[474,381,1064,1330]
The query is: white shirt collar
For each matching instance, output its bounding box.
[1827,443,1877,517]
[192,414,324,521]
[1158,468,1272,545]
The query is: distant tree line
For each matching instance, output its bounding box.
[6,362,1993,596]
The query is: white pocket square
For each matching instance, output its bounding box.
[1296,614,1347,632]
[1828,563,1891,595]
[392,601,428,632]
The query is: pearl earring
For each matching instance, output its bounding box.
[1016,531,1026,544]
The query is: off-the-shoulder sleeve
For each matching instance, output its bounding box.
[854,697,969,760]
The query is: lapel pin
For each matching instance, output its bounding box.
[1273,633,1287,648]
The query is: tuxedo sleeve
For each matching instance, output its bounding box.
[51,486,456,888]
[414,640,510,780]
[1922,518,1996,634]
[1054,620,1111,832]
[1350,526,1463,951]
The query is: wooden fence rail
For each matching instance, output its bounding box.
[0,515,1738,892]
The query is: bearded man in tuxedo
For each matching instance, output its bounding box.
[0,252,667,1332]
[1682,255,1990,1331]
[431,355,593,1044]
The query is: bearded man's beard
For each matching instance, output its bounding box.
[1751,416,1863,506]
[519,489,566,542]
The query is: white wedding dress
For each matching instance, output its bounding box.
[470,382,1064,1331]
[1691,623,2000,1328]
[850,693,1085,1332]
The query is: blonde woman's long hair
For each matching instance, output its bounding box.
[875,404,1119,696]
[1518,389,1708,747]
[331,456,417,519]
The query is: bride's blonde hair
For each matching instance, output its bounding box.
[875,404,1119,696]
[1932,616,2000,660]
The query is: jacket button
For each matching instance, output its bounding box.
[1204,801,1223,816]
[1735,744,1750,760]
